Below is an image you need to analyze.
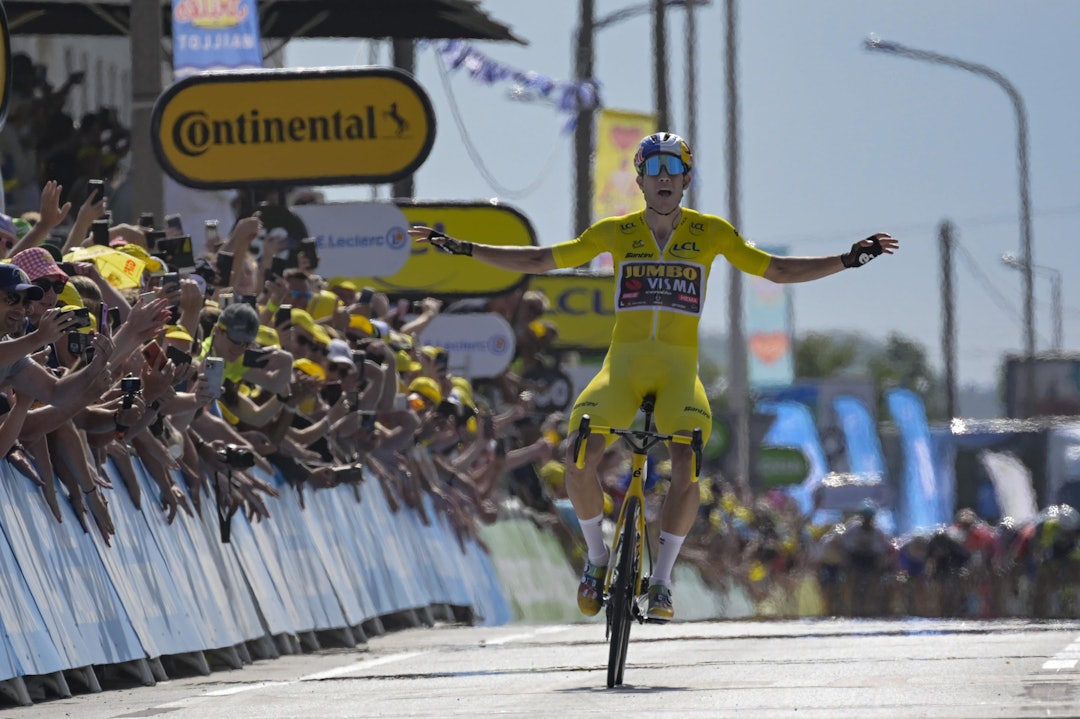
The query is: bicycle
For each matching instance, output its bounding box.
[571,394,703,688]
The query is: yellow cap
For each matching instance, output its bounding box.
[407,376,442,406]
[311,324,332,347]
[256,325,280,348]
[57,283,84,308]
[292,357,326,380]
[327,278,358,292]
[307,289,340,321]
[164,324,193,343]
[348,314,374,335]
[396,349,422,373]
[290,307,319,336]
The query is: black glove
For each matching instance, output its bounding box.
[841,236,884,268]
[429,231,473,257]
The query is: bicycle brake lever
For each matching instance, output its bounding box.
[691,428,703,478]
[573,415,591,468]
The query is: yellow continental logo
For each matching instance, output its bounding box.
[152,67,435,188]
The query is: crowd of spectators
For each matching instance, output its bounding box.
[0,174,569,553]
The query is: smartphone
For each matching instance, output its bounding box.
[107,306,121,333]
[139,212,155,229]
[346,388,360,412]
[320,383,343,406]
[274,303,292,327]
[242,348,270,368]
[87,179,104,204]
[359,288,375,304]
[204,219,221,249]
[172,235,195,272]
[240,294,257,308]
[147,229,167,249]
[0,394,10,415]
[63,306,91,329]
[91,219,110,246]
[436,399,458,418]
[216,252,234,284]
[142,341,167,371]
[393,394,407,412]
[331,465,364,484]
[164,213,184,239]
[203,357,225,398]
[138,290,157,306]
[162,272,181,294]
[352,350,366,381]
[166,345,192,366]
[67,331,92,357]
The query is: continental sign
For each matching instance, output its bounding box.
[152,67,435,189]
[352,202,537,297]
[531,271,616,353]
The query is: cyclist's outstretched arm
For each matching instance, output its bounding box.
[763,231,898,284]
[409,226,557,274]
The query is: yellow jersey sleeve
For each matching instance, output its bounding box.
[551,217,617,269]
[710,216,771,276]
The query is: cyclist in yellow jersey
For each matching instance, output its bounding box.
[409,132,898,621]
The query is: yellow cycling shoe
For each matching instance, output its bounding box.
[646,583,674,622]
[577,560,606,616]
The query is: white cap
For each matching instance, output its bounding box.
[327,339,355,369]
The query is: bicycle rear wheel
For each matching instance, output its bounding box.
[607,495,640,688]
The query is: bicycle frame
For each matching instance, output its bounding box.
[572,402,703,611]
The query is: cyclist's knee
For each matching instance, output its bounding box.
[565,433,606,476]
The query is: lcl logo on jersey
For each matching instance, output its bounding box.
[670,240,700,259]
[688,221,705,236]
[620,221,637,234]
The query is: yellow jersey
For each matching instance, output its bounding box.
[551,208,772,347]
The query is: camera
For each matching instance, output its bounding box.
[216,443,255,470]
[121,374,141,408]
[67,331,95,361]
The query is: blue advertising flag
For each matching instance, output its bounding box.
[887,388,948,534]
[757,399,828,514]
[172,0,263,78]
[833,395,886,478]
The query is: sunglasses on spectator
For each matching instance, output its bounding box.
[296,334,328,355]
[2,293,33,307]
[638,154,687,177]
[34,279,66,294]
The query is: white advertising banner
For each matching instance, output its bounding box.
[291,202,412,278]
[418,313,516,379]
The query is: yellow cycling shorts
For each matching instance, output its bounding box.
[568,340,712,446]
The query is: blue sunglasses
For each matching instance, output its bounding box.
[639,154,687,176]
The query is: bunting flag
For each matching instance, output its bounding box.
[429,39,601,132]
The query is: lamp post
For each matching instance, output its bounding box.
[572,0,709,235]
[864,37,1036,414]
[1002,253,1062,353]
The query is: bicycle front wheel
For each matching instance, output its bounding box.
[607,495,640,688]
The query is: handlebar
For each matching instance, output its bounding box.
[573,414,704,478]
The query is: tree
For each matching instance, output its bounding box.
[795,331,858,378]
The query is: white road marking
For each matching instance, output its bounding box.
[1042,659,1077,670]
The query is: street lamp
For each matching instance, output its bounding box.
[1002,253,1062,353]
[572,0,710,235]
[864,36,1036,413]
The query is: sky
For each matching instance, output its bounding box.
[284,1,1080,390]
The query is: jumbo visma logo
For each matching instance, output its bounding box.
[153,68,436,189]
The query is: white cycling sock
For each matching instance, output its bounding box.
[578,513,610,566]
[650,531,685,587]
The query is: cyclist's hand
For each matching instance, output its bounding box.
[841,232,897,268]
[408,226,473,257]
